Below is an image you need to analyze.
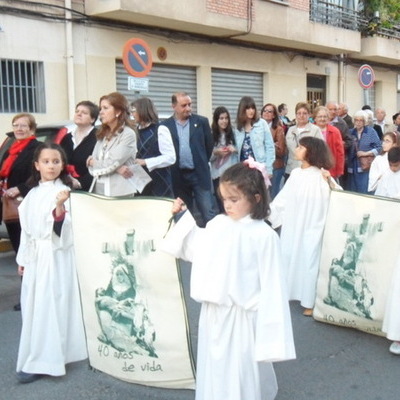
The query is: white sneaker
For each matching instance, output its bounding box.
[389,341,400,355]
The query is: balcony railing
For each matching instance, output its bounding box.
[309,0,400,40]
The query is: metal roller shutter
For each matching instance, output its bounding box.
[211,68,263,119]
[116,61,197,119]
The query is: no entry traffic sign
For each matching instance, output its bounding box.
[122,38,153,78]
[358,64,375,89]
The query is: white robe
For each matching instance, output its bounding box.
[374,169,400,199]
[374,170,400,340]
[162,212,295,400]
[16,179,87,376]
[368,153,389,192]
[269,166,334,309]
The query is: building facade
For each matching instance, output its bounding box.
[0,0,399,133]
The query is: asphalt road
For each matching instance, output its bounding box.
[0,250,398,400]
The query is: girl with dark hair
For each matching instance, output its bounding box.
[131,97,176,197]
[261,103,287,198]
[163,160,295,400]
[269,137,340,317]
[210,106,238,212]
[16,143,87,383]
[368,131,398,193]
[87,92,138,196]
[234,96,275,178]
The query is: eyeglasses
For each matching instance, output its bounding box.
[12,123,29,129]
[263,109,274,114]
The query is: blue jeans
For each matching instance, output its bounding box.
[271,167,285,199]
[176,170,217,227]
[348,170,369,194]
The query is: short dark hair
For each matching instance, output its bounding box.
[299,136,334,169]
[362,105,372,111]
[171,92,189,105]
[388,146,400,164]
[393,113,400,124]
[278,103,287,113]
[76,101,99,125]
[219,162,270,220]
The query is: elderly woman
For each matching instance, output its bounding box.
[131,97,176,197]
[87,92,138,197]
[261,103,286,198]
[59,100,99,191]
[0,113,39,311]
[0,113,40,254]
[234,96,275,177]
[285,102,323,179]
[347,110,382,194]
[313,105,345,181]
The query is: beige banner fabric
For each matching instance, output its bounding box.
[314,190,400,337]
[70,192,195,389]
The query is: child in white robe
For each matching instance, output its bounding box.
[162,159,295,400]
[375,146,400,354]
[368,132,398,193]
[16,143,87,383]
[269,136,340,316]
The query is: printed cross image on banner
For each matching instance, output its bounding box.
[314,190,400,337]
[70,192,195,389]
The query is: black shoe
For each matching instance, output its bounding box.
[16,371,42,384]
[13,303,21,311]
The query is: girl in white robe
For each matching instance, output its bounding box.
[375,146,400,354]
[162,160,295,400]
[368,132,398,193]
[269,137,340,316]
[16,143,87,383]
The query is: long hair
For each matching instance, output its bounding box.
[261,103,280,130]
[97,92,134,140]
[219,162,270,220]
[236,96,259,131]
[211,106,235,146]
[27,143,72,188]
[299,136,334,170]
[131,97,159,125]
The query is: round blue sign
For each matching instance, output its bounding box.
[358,64,375,89]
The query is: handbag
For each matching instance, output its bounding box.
[358,155,375,172]
[1,195,23,223]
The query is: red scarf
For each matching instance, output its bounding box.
[0,136,36,179]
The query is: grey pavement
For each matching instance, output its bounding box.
[0,249,398,400]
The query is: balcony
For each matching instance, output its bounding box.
[85,0,360,55]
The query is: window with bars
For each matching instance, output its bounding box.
[0,59,46,113]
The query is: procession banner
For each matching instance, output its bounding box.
[314,190,400,336]
[70,192,195,389]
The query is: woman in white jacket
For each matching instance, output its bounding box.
[87,92,138,196]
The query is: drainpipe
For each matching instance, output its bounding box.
[65,0,75,118]
[338,53,345,103]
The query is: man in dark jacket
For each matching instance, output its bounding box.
[162,92,216,226]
